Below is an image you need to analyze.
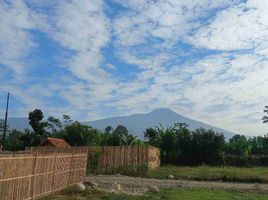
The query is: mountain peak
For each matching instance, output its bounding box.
[149,108,176,114]
[85,108,235,140]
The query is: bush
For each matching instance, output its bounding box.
[88,147,102,173]
[223,155,268,167]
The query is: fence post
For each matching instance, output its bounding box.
[31,153,37,200]
[138,146,140,173]
[68,152,74,186]
[51,154,57,195]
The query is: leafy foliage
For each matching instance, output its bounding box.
[262,106,268,123]
[28,109,47,135]
[101,125,139,146]
[59,121,102,146]
[3,106,268,168]
[2,109,142,151]
[145,123,225,165]
[47,116,62,134]
[224,135,252,156]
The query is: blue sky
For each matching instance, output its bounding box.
[0,0,268,136]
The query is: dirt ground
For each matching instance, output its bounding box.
[86,175,268,195]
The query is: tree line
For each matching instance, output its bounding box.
[0,109,143,151]
[1,106,268,166]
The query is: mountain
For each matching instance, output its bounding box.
[6,108,235,140]
[7,117,30,131]
[84,108,235,140]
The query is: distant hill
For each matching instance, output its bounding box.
[6,117,30,131]
[84,108,235,140]
[6,108,235,139]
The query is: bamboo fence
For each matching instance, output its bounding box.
[0,150,88,200]
[89,146,160,172]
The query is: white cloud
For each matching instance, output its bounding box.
[0,0,34,75]
[113,0,241,46]
[0,0,48,75]
[44,0,123,113]
[108,0,268,136]
[187,0,268,51]
[51,0,110,80]
[1,0,268,136]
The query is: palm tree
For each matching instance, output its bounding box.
[119,132,137,146]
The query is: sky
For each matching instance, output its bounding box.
[0,0,268,136]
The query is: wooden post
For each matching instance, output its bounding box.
[51,155,57,195]
[68,153,74,186]
[2,93,9,150]
[31,153,37,200]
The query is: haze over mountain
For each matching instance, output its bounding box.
[84,108,235,140]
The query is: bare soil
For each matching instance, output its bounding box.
[86,175,268,195]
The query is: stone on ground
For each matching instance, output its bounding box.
[75,182,86,192]
[115,173,122,177]
[167,175,175,179]
[148,185,159,193]
[113,182,123,192]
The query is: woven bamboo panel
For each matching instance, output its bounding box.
[94,146,160,172]
[148,146,161,169]
[0,149,88,200]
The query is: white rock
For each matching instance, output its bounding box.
[75,182,86,192]
[167,175,175,179]
[113,182,123,192]
[115,173,122,177]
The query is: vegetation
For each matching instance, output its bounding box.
[92,164,149,177]
[43,187,268,200]
[262,105,268,123]
[143,106,268,166]
[146,165,268,183]
[1,106,268,167]
[0,109,142,151]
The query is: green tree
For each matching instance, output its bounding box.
[120,133,137,146]
[250,134,268,155]
[263,106,268,123]
[105,126,113,134]
[113,125,129,145]
[19,129,42,147]
[0,119,6,144]
[225,134,252,156]
[28,109,47,135]
[103,125,139,146]
[0,119,9,137]
[174,123,192,164]
[47,116,62,134]
[144,127,160,147]
[62,115,73,125]
[191,128,225,165]
[113,125,128,135]
[156,124,177,164]
[0,119,5,133]
[4,129,25,151]
[61,122,101,146]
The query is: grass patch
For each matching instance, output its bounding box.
[43,187,268,200]
[91,164,149,177]
[146,165,268,183]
